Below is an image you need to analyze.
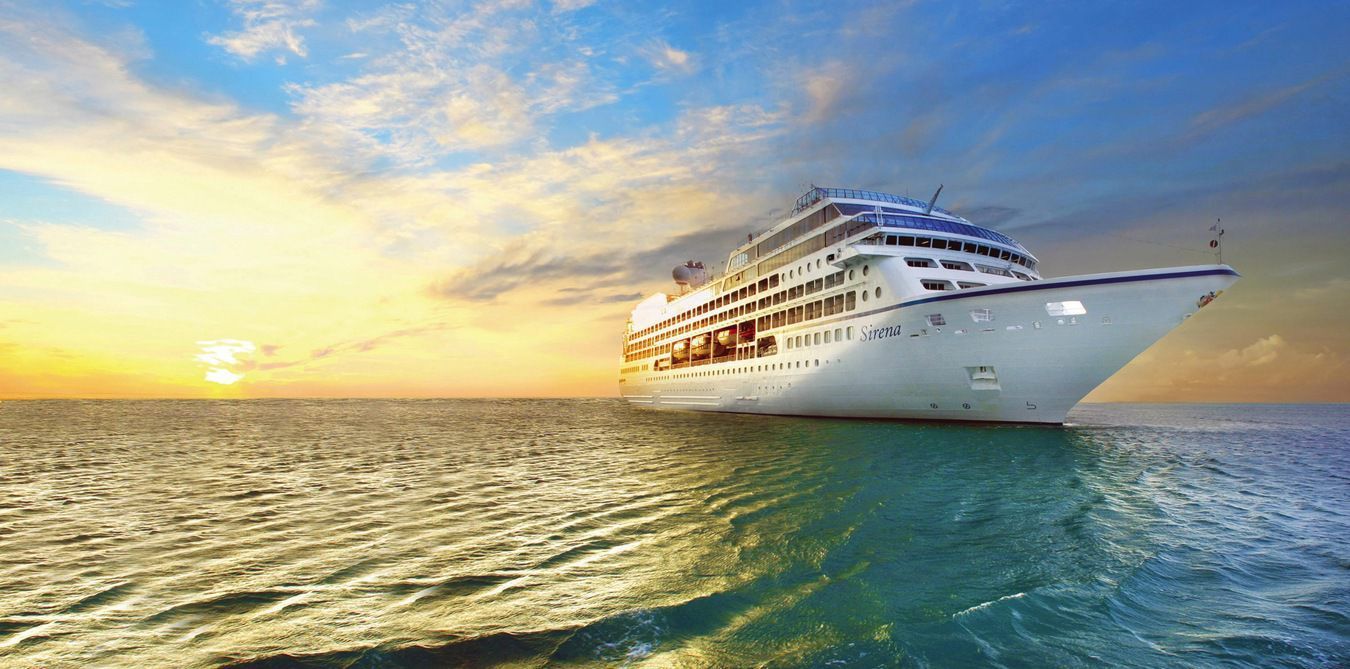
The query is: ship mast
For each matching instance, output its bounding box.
[1209,219,1225,264]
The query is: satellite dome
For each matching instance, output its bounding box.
[672,261,707,289]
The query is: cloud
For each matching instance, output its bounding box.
[1185,73,1335,141]
[286,3,616,161]
[235,325,451,374]
[551,0,596,12]
[206,0,319,62]
[641,39,697,76]
[958,206,1020,227]
[427,201,758,303]
[195,339,255,384]
[542,290,645,306]
[1090,334,1350,402]
[798,62,850,124]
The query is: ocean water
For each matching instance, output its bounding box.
[0,401,1346,668]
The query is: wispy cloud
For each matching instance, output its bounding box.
[641,39,697,76]
[1186,73,1337,141]
[207,0,320,62]
[287,2,617,161]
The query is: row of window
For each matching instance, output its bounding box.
[865,232,1036,270]
[623,289,862,363]
[647,358,829,381]
[786,326,855,350]
[628,272,783,344]
[843,209,1026,251]
[627,262,862,353]
[905,256,1030,282]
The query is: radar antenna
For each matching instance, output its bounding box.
[924,184,944,216]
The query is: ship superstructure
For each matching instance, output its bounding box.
[619,187,1237,423]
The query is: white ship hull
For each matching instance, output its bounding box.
[621,265,1237,424]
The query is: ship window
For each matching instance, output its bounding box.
[899,236,914,246]
[863,265,869,276]
[941,260,973,271]
[825,331,831,344]
[847,326,854,340]
[958,281,986,289]
[970,308,993,322]
[906,258,933,268]
[886,235,898,246]
[963,242,977,253]
[921,280,951,291]
[814,332,821,345]
[846,292,856,310]
[916,237,931,248]
[875,287,882,299]
[932,239,948,250]
[1045,300,1087,316]
[835,328,842,341]
[862,291,869,302]
[848,269,855,281]
[927,314,946,326]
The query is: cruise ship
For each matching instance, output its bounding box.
[618,186,1237,424]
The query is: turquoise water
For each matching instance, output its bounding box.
[0,401,1346,667]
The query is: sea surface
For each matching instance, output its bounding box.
[0,401,1346,668]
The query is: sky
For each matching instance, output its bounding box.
[0,0,1347,401]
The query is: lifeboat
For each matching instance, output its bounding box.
[716,328,736,347]
[691,334,711,356]
[672,340,689,361]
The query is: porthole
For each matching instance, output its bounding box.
[816,259,822,269]
[848,269,855,280]
[862,291,869,302]
[875,287,882,299]
[863,265,870,276]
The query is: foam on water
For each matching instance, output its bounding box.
[0,400,1346,668]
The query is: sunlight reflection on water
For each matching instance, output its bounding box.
[0,400,1345,668]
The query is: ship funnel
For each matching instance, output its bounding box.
[673,260,708,291]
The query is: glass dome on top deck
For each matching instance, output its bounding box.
[795,186,965,219]
[799,186,1031,256]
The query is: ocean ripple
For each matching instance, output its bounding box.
[0,400,1346,667]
